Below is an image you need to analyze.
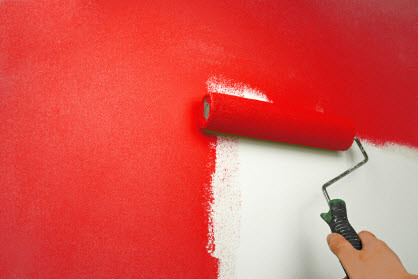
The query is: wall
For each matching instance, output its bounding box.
[1,0,416,278]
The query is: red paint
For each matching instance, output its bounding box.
[201,93,355,151]
[0,0,416,277]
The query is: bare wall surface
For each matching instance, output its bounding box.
[234,139,417,278]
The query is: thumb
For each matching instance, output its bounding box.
[327,233,356,263]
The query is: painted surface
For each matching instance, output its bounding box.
[0,0,416,278]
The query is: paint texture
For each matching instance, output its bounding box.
[0,0,417,277]
[208,136,240,278]
[207,76,271,103]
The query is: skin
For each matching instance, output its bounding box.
[327,231,418,279]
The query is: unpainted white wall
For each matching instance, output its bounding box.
[233,139,418,278]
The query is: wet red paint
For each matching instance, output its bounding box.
[201,93,355,151]
[0,0,416,277]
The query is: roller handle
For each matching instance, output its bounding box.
[321,199,362,278]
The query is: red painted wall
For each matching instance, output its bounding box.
[0,0,416,277]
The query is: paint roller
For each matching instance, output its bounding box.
[200,92,369,276]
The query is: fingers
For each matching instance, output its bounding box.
[327,233,357,263]
[358,231,377,248]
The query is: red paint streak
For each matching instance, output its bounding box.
[0,0,416,277]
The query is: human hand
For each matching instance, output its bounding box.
[327,231,417,279]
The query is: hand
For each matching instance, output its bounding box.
[327,231,417,279]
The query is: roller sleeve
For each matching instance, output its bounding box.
[200,93,355,151]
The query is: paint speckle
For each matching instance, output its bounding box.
[206,76,272,278]
[208,135,240,279]
[207,76,272,103]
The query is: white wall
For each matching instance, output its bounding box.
[235,139,418,278]
[210,136,418,278]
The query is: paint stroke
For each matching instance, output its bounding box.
[206,76,271,278]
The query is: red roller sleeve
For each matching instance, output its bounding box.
[200,93,355,151]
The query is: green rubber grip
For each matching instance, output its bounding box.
[321,199,362,250]
[321,199,362,279]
